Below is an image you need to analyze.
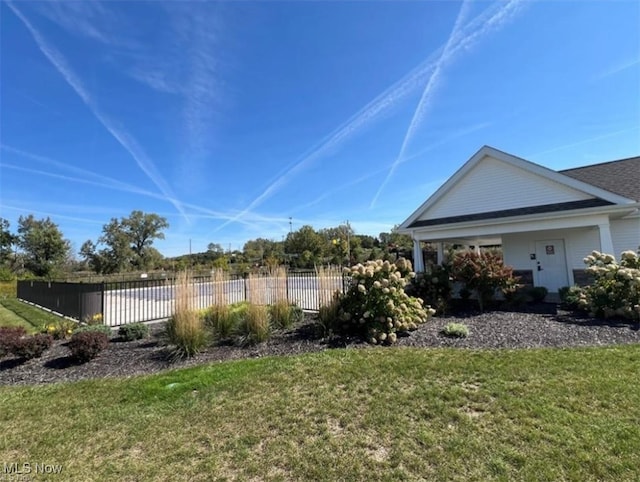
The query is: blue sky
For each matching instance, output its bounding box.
[1,0,639,257]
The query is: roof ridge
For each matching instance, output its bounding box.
[559,155,640,173]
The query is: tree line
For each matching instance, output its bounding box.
[0,211,414,279]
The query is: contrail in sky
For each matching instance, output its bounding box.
[218,0,524,230]
[370,0,472,208]
[371,0,523,207]
[6,1,189,222]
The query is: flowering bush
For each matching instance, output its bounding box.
[451,251,519,312]
[336,259,435,345]
[575,250,640,321]
[83,313,104,325]
[42,318,77,340]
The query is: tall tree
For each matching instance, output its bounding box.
[17,215,70,277]
[80,211,168,274]
[121,210,169,268]
[285,225,325,268]
[0,218,16,264]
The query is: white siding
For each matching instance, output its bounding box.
[611,218,640,257]
[421,156,593,220]
[503,228,599,272]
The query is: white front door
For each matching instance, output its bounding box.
[534,240,569,292]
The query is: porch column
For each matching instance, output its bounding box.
[436,242,444,265]
[413,239,425,273]
[598,222,615,255]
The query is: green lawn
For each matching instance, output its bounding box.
[1,346,639,480]
[0,302,36,332]
[0,299,66,331]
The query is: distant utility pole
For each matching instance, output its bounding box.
[289,216,292,233]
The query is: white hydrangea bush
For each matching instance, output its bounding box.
[577,250,640,321]
[337,259,435,344]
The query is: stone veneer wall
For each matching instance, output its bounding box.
[513,270,533,288]
[572,269,595,287]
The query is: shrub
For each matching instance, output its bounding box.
[165,271,208,358]
[502,286,529,307]
[68,331,109,362]
[12,334,53,359]
[441,322,469,338]
[559,286,584,310]
[451,251,519,312]
[74,324,112,337]
[577,250,640,321]
[42,318,77,340]
[83,313,104,325]
[336,259,434,345]
[118,322,150,341]
[528,286,549,303]
[408,264,453,314]
[0,326,27,358]
[238,303,270,345]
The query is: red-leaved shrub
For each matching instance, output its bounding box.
[12,334,53,360]
[68,331,109,362]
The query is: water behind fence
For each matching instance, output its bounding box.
[18,271,347,327]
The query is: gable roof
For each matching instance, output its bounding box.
[560,156,640,202]
[400,146,638,231]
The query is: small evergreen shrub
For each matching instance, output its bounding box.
[0,326,27,358]
[528,286,549,303]
[118,322,150,341]
[559,286,584,310]
[68,331,109,362]
[502,286,528,307]
[74,324,113,337]
[12,334,53,359]
[441,322,469,338]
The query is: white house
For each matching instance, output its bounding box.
[398,146,640,293]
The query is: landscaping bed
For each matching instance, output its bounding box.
[1,306,639,386]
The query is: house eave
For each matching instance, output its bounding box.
[402,203,640,239]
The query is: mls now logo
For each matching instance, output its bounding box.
[3,462,63,475]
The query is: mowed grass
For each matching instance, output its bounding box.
[0,299,65,331]
[1,346,640,481]
[0,301,39,333]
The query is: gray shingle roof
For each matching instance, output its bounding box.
[560,156,640,201]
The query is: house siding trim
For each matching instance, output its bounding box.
[407,199,613,228]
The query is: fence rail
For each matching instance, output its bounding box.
[18,271,348,327]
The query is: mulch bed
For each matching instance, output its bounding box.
[2,306,639,386]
